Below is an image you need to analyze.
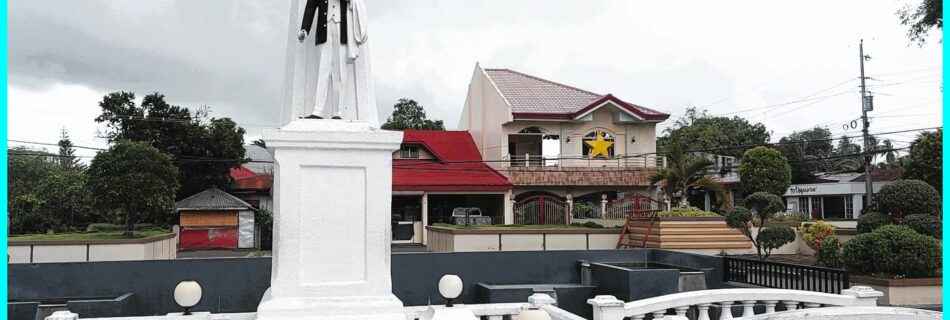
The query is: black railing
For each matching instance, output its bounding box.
[723,256,850,294]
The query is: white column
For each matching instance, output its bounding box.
[257,120,405,320]
[503,190,514,225]
[422,192,429,245]
[852,194,864,219]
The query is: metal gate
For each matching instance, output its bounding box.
[514,196,569,225]
[605,193,665,219]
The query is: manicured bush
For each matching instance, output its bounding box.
[901,214,942,239]
[770,212,809,223]
[876,180,941,217]
[799,221,836,251]
[87,223,161,232]
[725,206,753,230]
[570,221,605,229]
[856,212,892,234]
[657,207,716,218]
[743,192,786,221]
[842,225,942,278]
[757,226,796,256]
[815,236,843,269]
[738,146,792,196]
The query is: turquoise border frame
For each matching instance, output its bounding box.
[1,0,9,317]
[942,0,949,309]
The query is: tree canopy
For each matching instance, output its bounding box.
[381,99,445,130]
[94,92,246,198]
[777,126,834,183]
[649,144,728,210]
[903,129,942,191]
[898,0,942,46]
[738,146,792,196]
[658,107,770,158]
[86,140,180,236]
[8,147,57,233]
[56,128,82,170]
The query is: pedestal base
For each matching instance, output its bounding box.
[257,288,405,320]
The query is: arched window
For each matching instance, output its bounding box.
[518,127,545,134]
[582,130,615,158]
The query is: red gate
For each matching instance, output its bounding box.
[514,195,569,225]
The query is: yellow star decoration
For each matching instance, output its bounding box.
[585,132,614,159]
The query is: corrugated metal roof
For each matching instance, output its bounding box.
[177,188,254,211]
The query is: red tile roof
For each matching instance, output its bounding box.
[483,68,670,121]
[394,130,511,192]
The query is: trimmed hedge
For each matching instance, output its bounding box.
[815,236,843,269]
[658,207,717,218]
[856,212,892,234]
[901,214,942,239]
[842,225,941,278]
[876,179,941,217]
[757,226,796,252]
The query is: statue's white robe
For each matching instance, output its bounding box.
[280,0,379,127]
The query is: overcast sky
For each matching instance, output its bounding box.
[8,0,942,159]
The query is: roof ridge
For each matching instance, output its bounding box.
[484,68,603,98]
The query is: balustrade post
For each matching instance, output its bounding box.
[528,293,556,308]
[718,302,734,320]
[587,295,625,320]
[696,304,712,320]
[740,301,756,317]
[45,311,78,320]
[762,300,778,314]
[841,286,884,306]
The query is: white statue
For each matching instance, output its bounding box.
[280,0,379,127]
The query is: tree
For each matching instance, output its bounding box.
[777,127,834,183]
[381,99,445,130]
[8,147,56,233]
[726,193,796,260]
[898,0,942,46]
[94,92,246,198]
[830,135,863,171]
[738,146,791,196]
[34,170,90,230]
[649,144,728,209]
[87,140,180,236]
[903,129,942,191]
[658,107,770,158]
[56,128,82,170]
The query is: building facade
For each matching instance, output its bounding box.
[457,64,670,221]
[782,169,902,220]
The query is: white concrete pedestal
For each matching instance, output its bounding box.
[257,120,405,319]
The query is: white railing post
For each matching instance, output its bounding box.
[525,153,530,167]
[588,295,626,320]
[529,293,557,308]
[600,199,608,220]
[840,286,884,306]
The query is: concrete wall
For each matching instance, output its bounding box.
[8,234,177,264]
[851,277,943,306]
[9,250,725,318]
[426,227,621,252]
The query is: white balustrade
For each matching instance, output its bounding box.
[588,286,885,320]
[403,293,585,320]
[737,306,942,319]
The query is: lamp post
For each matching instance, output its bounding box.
[174,281,202,315]
[437,274,463,307]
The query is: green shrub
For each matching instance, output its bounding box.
[757,226,796,256]
[570,221,605,229]
[256,210,274,250]
[87,223,161,232]
[725,207,753,230]
[815,236,843,268]
[876,180,941,217]
[901,214,942,239]
[842,225,942,278]
[856,212,892,234]
[743,192,786,221]
[657,207,716,218]
[771,213,809,223]
[738,146,792,196]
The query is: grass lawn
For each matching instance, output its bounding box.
[432,223,618,230]
[9,230,170,241]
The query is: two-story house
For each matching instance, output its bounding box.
[458,64,671,223]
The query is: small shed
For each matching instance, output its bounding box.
[176,188,256,250]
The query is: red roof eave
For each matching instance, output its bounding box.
[511,94,670,122]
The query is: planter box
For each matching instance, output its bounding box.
[8,233,178,264]
[425,226,620,252]
[851,275,942,306]
[628,217,751,250]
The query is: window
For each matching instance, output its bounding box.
[400,146,419,158]
[582,131,615,158]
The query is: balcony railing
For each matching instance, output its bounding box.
[503,154,666,168]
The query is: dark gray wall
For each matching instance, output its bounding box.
[9,249,725,318]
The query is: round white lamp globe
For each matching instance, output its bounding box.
[437,274,463,307]
[518,309,552,320]
[174,281,202,315]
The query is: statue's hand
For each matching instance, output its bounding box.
[297,30,307,42]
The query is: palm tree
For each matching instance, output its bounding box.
[650,144,729,209]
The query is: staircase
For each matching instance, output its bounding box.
[626,218,751,249]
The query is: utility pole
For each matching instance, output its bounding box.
[859,39,873,208]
